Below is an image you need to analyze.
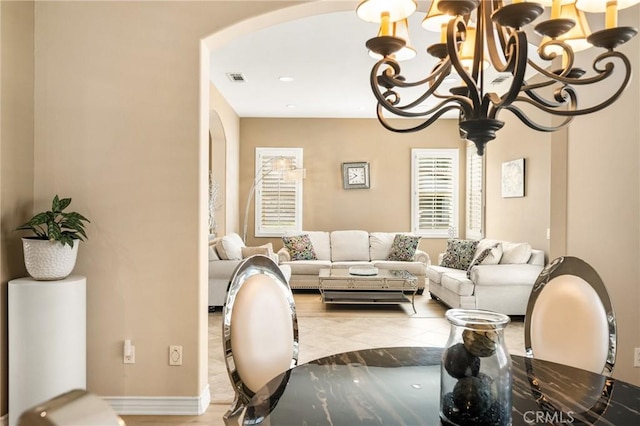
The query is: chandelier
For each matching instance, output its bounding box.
[356,0,638,155]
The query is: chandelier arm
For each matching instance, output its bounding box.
[376,105,464,133]
[520,54,632,117]
[510,86,579,117]
[489,31,529,110]
[379,94,473,119]
[372,57,454,91]
[483,0,512,75]
[500,104,575,132]
[447,17,482,111]
[370,59,475,117]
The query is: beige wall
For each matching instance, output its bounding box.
[563,5,639,385]
[0,0,35,414]
[209,83,241,237]
[24,0,299,405]
[484,115,551,257]
[239,118,464,262]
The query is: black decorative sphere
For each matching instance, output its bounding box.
[443,343,480,379]
[452,376,493,417]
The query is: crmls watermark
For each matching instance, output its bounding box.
[523,411,576,424]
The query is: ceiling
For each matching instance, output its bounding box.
[208,9,545,119]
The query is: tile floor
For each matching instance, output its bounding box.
[123,291,526,425]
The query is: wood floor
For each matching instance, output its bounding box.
[121,292,525,426]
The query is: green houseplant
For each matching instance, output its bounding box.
[16,195,90,280]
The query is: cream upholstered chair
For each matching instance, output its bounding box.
[222,254,299,425]
[525,256,616,375]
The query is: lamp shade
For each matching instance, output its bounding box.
[421,0,454,32]
[541,2,593,54]
[576,0,640,12]
[369,18,417,61]
[356,0,417,23]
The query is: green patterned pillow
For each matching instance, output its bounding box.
[282,234,317,261]
[387,234,420,261]
[441,239,479,271]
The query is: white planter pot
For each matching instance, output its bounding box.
[22,238,79,281]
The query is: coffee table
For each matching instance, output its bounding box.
[318,268,418,313]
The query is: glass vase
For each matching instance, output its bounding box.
[440,309,513,426]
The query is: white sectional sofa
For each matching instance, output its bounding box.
[426,239,545,316]
[276,230,431,290]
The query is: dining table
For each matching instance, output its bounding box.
[242,346,640,425]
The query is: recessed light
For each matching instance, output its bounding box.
[279,76,294,82]
[286,104,296,108]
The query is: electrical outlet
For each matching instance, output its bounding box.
[124,340,135,364]
[169,345,183,366]
[634,348,640,368]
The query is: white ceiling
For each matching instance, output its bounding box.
[208,9,546,119]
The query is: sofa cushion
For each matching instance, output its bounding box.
[425,265,457,285]
[330,230,370,262]
[441,271,475,296]
[374,261,425,276]
[216,233,245,260]
[284,231,331,260]
[208,246,220,261]
[441,239,479,270]
[499,242,532,264]
[282,234,317,260]
[241,243,274,259]
[387,234,420,261]
[369,232,409,260]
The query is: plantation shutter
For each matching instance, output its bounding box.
[255,148,303,237]
[411,149,459,238]
[466,143,484,240]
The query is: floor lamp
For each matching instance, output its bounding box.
[242,157,305,243]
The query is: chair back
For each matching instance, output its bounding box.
[525,256,616,375]
[222,255,298,423]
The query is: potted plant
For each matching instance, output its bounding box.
[15,195,90,280]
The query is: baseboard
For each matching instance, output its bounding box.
[104,384,211,416]
[1,413,7,426]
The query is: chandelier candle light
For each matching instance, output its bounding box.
[356,0,638,155]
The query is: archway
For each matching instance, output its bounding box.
[197,0,356,409]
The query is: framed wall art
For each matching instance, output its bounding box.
[342,162,370,189]
[501,158,525,198]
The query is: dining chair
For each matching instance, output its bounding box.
[222,254,299,425]
[18,389,124,425]
[524,256,616,376]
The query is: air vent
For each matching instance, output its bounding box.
[226,72,246,83]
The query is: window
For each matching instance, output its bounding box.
[466,142,484,240]
[411,149,459,238]
[254,148,303,237]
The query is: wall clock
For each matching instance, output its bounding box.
[342,162,370,189]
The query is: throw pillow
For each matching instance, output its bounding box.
[386,234,420,261]
[282,234,317,261]
[466,243,501,278]
[216,233,245,260]
[500,242,532,264]
[241,243,274,259]
[441,239,479,270]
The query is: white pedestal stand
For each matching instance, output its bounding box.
[8,275,87,426]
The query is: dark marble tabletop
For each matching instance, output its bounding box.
[243,346,640,425]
